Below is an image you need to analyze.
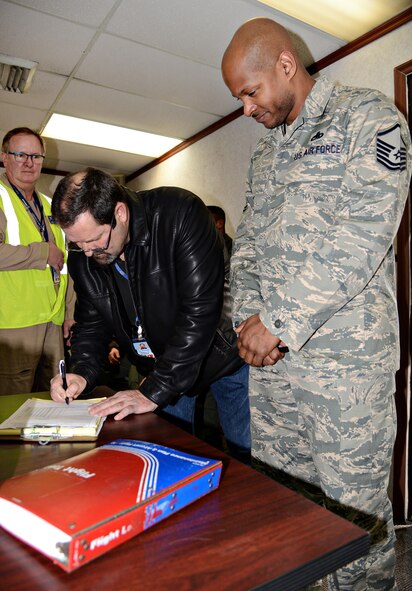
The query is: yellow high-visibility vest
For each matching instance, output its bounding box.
[0,181,68,328]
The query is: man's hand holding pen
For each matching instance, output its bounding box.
[50,366,87,405]
[235,313,288,367]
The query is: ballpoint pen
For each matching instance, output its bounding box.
[59,359,69,405]
[233,322,289,353]
[277,345,289,353]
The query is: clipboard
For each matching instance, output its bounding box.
[0,397,106,444]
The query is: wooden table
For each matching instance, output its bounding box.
[0,393,369,591]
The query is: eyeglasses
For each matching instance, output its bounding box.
[5,151,45,164]
[68,214,116,254]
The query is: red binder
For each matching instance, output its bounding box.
[0,439,222,572]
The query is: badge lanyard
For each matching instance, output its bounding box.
[10,182,59,283]
[114,262,155,358]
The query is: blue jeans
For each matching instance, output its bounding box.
[210,363,251,463]
[160,393,197,433]
[160,364,251,464]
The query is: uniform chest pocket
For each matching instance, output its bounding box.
[281,188,339,253]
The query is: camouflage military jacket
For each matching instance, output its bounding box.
[231,76,412,371]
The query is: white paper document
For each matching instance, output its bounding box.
[0,398,100,429]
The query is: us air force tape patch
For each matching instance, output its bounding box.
[376,123,406,171]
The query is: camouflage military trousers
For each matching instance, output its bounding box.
[249,360,397,591]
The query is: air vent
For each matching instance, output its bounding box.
[0,54,38,94]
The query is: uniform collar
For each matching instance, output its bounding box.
[266,75,334,143]
[301,75,334,120]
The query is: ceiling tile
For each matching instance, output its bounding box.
[106,0,343,67]
[56,80,220,138]
[9,0,120,27]
[75,33,237,115]
[0,104,47,135]
[0,1,97,75]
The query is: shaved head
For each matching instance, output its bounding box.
[222,18,297,74]
[221,18,314,128]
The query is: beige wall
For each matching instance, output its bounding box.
[126,113,265,238]
[127,21,411,237]
[35,173,65,198]
[322,21,411,101]
[128,117,265,238]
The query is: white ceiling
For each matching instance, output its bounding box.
[0,0,410,179]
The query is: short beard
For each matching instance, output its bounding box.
[267,93,295,129]
[92,253,117,265]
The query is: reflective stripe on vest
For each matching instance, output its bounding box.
[0,183,20,244]
[0,183,67,275]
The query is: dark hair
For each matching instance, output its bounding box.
[207,205,226,222]
[52,167,127,227]
[2,127,45,153]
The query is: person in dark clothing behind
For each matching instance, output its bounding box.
[207,205,233,257]
[200,204,251,461]
[49,168,249,460]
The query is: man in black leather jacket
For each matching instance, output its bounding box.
[50,168,250,460]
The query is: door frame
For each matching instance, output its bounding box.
[393,58,412,522]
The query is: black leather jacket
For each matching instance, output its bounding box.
[68,186,243,407]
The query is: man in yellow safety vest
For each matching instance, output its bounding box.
[0,127,75,395]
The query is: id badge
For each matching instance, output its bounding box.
[133,337,155,358]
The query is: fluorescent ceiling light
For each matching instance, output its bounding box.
[257,0,411,41]
[42,114,181,158]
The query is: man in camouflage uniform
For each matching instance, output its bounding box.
[221,18,411,590]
